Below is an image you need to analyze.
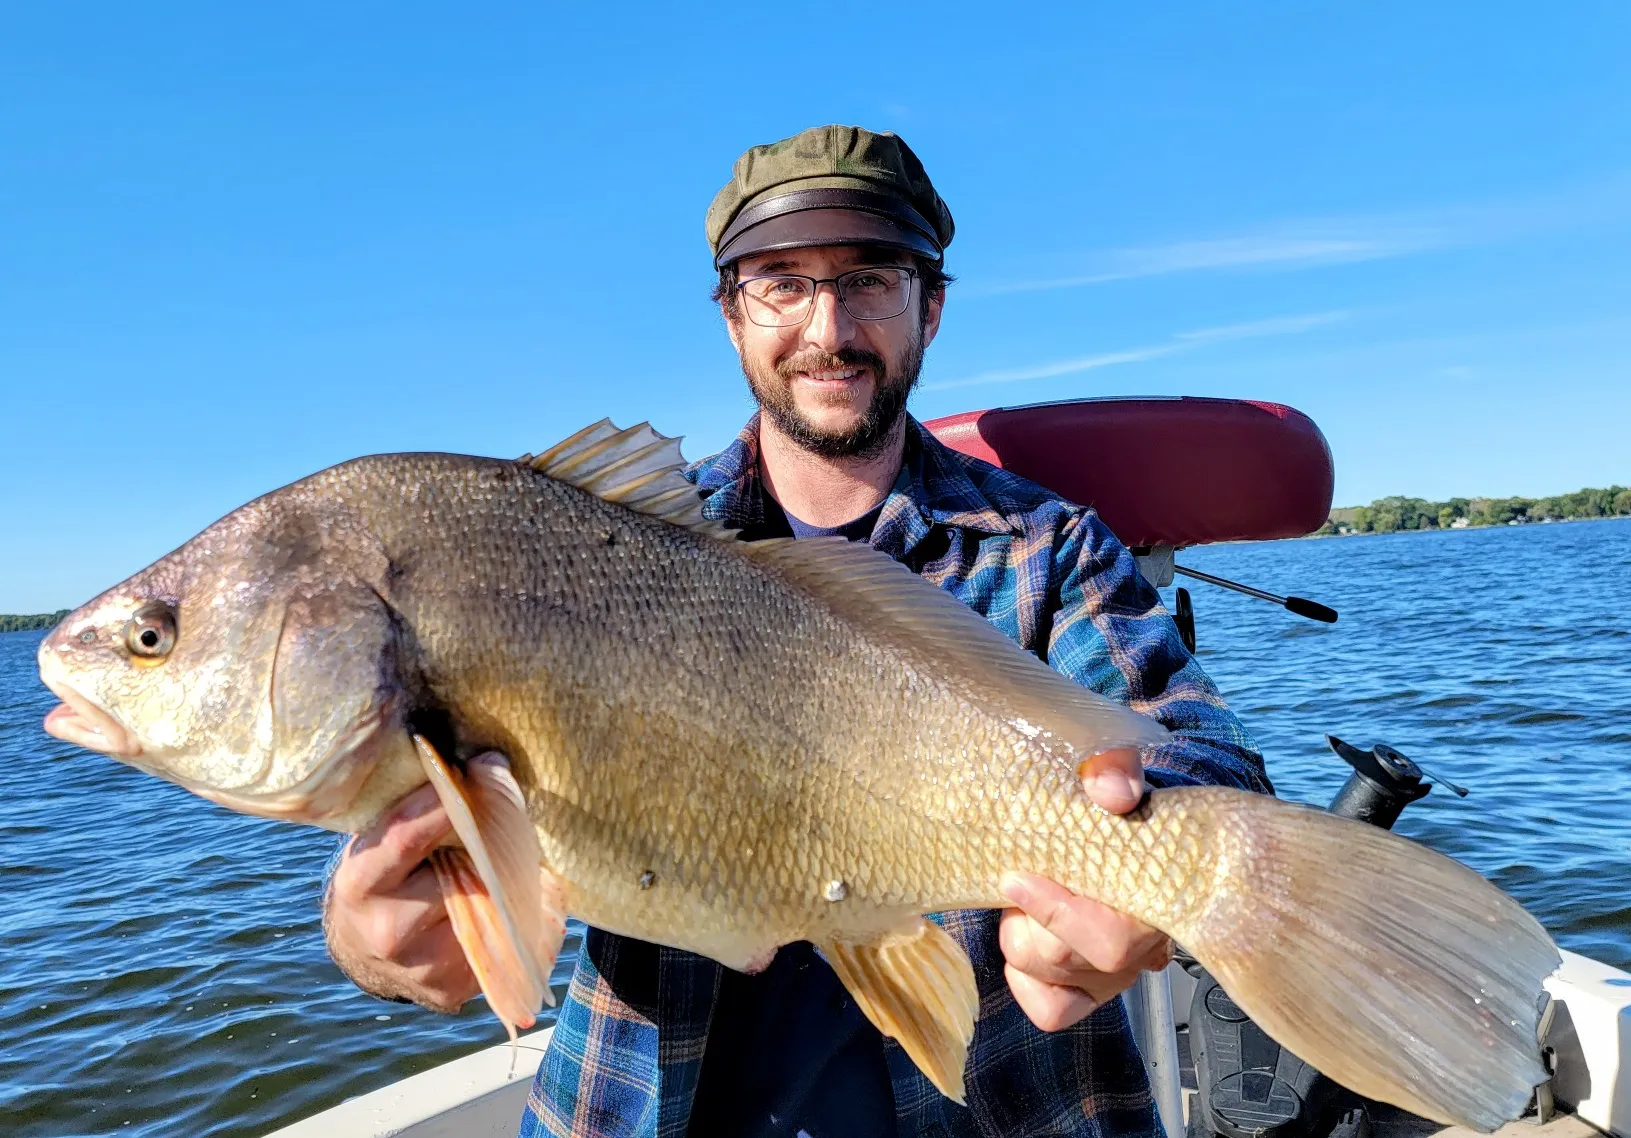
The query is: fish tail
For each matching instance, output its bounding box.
[1162,789,1558,1132]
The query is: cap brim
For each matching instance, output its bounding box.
[715,207,941,269]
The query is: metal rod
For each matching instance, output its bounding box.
[1416,763,1471,798]
[1173,564,1339,623]
[1173,564,1284,604]
[1125,971,1185,1138]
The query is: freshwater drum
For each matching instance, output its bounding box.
[35,420,1559,1131]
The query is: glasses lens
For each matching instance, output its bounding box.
[740,276,813,327]
[838,268,911,320]
[737,268,914,326]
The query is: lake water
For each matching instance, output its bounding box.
[2,518,1628,1136]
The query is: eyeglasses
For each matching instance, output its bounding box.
[735,266,918,328]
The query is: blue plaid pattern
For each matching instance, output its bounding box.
[520,414,1269,1138]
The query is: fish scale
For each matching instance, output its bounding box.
[333,454,1182,949]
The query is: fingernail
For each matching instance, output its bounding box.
[1000,873,1032,907]
[1085,769,1143,813]
[394,786,441,822]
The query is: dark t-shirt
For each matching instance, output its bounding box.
[685,489,895,1138]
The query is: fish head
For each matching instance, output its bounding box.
[39,488,410,827]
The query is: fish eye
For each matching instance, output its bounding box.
[124,602,178,660]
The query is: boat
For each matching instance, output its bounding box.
[266,397,1631,1138]
[264,951,1631,1138]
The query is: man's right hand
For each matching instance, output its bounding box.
[324,781,481,1013]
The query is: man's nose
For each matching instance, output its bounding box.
[800,281,855,352]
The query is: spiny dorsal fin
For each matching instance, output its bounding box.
[520,419,732,539]
[746,536,1170,760]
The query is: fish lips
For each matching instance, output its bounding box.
[39,662,143,760]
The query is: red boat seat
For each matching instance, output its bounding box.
[923,397,1334,548]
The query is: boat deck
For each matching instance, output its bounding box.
[265,1021,1603,1138]
[269,948,1631,1138]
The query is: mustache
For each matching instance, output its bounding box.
[775,347,887,381]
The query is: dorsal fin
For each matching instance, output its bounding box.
[520,419,733,539]
[745,536,1170,760]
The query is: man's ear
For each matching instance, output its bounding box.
[722,304,744,352]
[922,288,946,349]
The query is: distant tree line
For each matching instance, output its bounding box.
[0,610,70,633]
[1322,485,1631,536]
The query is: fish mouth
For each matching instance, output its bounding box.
[39,656,142,760]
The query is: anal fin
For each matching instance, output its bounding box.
[820,920,979,1105]
[414,737,566,1039]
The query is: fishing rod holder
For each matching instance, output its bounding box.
[1325,735,1467,830]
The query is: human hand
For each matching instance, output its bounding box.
[323,777,481,1013]
[997,747,1173,1032]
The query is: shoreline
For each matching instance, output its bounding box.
[1310,512,1631,541]
[0,610,68,634]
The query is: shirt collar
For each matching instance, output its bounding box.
[689,412,1025,548]
[689,415,766,529]
[902,417,1024,538]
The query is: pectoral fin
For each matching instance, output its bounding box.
[820,920,979,1105]
[430,848,539,1036]
[414,737,566,1039]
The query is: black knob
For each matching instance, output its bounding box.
[1325,736,1431,830]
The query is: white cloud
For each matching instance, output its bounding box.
[1174,310,1350,342]
[968,173,1631,298]
[924,310,1348,392]
[973,225,1441,297]
[924,345,1179,392]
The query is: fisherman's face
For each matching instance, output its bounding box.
[725,244,944,459]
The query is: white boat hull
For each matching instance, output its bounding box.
[268,950,1631,1138]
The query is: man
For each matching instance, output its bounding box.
[323,125,1269,1137]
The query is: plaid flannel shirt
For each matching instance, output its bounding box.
[519,413,1269,1138]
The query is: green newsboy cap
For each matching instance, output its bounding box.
[706,125,955,269]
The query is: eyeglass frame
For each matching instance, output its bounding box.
[733,265,921,328]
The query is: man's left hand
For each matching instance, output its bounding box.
[998,747,1174,1032]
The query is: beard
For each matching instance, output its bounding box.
[739,321,925,460]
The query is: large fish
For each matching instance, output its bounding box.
[39,422,1557,1129]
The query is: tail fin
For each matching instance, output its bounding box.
[1174,791,1558,1132]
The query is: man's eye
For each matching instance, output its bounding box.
[847,269,903,292]
[769,278,810,296]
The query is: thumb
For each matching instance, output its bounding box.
[1077,748,1146,814]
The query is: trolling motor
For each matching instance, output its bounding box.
[1182,737,1465,1138]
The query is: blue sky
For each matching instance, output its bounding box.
[3,4,1628,612]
